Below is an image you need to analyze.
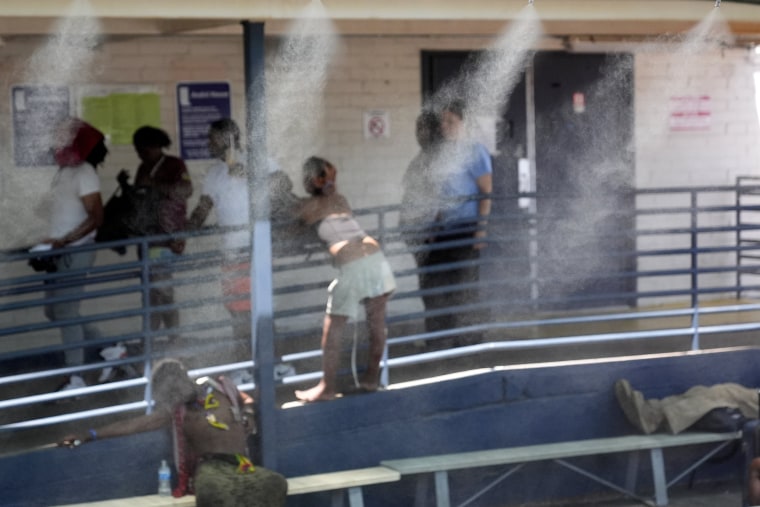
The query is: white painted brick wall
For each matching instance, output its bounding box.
[2,32,760,349]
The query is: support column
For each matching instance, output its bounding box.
[242,20,277,469]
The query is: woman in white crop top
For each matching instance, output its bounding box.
[294,157,396,402]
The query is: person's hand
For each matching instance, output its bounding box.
[42,237,67,249]
[59,434,84,448]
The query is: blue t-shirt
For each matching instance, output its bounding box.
[439,142,492,224]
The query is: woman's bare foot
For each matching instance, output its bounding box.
[295,381,337,402]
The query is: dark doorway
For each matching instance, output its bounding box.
[533,52,635,309]
[421,50,636,312]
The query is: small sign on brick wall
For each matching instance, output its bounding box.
[363,110,390,140]
[669,95,711,131]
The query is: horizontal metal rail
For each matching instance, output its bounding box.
[2,183,760,434]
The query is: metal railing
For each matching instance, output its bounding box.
[2,182,760,435]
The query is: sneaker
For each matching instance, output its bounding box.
[58,374,87,391]
[229,370,254,386]
[98,343,128,383]
[50,375,87,403]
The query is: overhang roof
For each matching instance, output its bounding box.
[2,1,760,42]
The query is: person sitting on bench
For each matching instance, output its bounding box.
[614,378,757,435]
[59,358,287,507]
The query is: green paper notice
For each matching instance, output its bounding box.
[81,92,161,145]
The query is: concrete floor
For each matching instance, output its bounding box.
[555,481,743,507]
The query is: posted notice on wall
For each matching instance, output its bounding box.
[177,82,231,160]
[669,95,711,131]
[79,89,161,145]
[11,84,70,167]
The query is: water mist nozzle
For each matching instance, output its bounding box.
[714,0,721,6]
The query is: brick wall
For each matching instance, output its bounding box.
[1,31,759,340]
[2,34,758,246]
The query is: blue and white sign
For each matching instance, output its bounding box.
[176,82,231,160]
[12,85,70,167]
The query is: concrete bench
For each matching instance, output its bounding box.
[287,466,401,506]
[380,431,742,507]
[57,466,401,507]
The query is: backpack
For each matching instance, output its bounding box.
[96,184,160,254]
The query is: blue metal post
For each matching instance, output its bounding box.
[139,238,155,414]
[690,191,700,350]
[242,20,278,469]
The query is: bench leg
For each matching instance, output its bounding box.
[331,489,345,507]
[414,474,429,507]
[649,448,668,507]
[625,450,640,493]
[434,470,451,507]
[347,487,364,507]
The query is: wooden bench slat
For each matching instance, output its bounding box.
[58,466,402,506]
[60,495,196,507]
[380,432,741,474]
[287,466,401,495]
[56,432,742,507]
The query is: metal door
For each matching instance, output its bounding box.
[421,50,635,312]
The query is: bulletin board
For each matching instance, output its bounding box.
[76,85,162,145]
[11,84,70,167]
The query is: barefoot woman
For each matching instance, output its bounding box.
[295,157,396,402]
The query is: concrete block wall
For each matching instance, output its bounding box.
[1,34,759,245]
[634,45,760,302]
[635,47,760,188]
[1,30,759,350]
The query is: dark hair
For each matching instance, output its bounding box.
[209,118,241,151]
[302,156,330,196]
[152,358,187,387]
[442,98,466,120]
[85,139,108,168]
[415,110,443,150]
[133,126,171,149]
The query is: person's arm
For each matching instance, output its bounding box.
[473,172,492,250]
[237,390,256,434]
[188,195,214,230]
[45,192,104,249]
[59,410,170,447]
[297,197,318,226]
[749,457,760,505]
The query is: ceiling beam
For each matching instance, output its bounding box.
[0,1,759,39]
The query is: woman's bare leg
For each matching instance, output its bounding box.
[295,313,347,402]
[359,293,390,391]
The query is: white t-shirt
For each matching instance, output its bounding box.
[202,160,250,250]
[49,163,101,246]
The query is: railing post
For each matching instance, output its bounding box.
[377,209,386,245]
[690,190,700,350]
[735,177,742,301]
[243,20,278,470]
[139,237,155,414]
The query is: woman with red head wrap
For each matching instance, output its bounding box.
[43,118,107,391]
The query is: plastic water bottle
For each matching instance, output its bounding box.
[158,459,172,496]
